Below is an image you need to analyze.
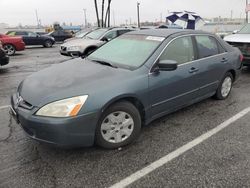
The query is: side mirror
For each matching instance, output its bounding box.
[36,34,40,37]
[158,60,178,71]
[101,37,109,42]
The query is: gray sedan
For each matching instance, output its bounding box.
[11,29,242,149]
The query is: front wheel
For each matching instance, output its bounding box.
[3,44,16,56]
[95,101,141,149]
[214,72,233,100]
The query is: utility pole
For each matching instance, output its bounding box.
[113,10,115,26]
[246,0,249,23]
[35,9,39,28]
[137,2,140,28]
[83,9,87,28]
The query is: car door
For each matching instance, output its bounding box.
[149,36,200,118]
[27,32,40,45]
[16,31,29,44]
[193,35,227,97]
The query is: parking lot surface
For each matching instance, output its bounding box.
[1,45,250,188]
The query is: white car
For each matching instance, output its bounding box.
[224,24,250,66]
[60,28,134,57]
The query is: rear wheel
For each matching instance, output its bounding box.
[95,101,141,149]
[3,44,16,56]
[43,40,53,48]
[214,72,233,100]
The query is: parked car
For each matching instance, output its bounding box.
[0,41,9,66]
[0,34,25,55]
[6,30,55,48]
[224,23,250,66]
[47,30,73,42]
[11,29,242,149]
[60,27,134,57]
[63,28,96,43]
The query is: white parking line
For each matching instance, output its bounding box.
[109,107,250,188]
[0,105,10,110]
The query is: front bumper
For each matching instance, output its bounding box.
[10,94,99,147]
[60,50,81,57]
[0,55,9,66]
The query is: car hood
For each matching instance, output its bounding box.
[62,38,104,48]
[19,58,130,107]
[224,34,250,43]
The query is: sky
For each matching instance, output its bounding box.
[0,0,246,26]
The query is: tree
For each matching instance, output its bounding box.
[101,0,105,27]
[104,0,111,27]
[94,0,112,28]
[94,0,100,27]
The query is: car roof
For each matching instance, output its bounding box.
[127,29,211,38]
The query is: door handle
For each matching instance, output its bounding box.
[189,67,199,73]
[221,57,228,63]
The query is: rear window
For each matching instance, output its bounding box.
[195,36,219,58]
[15,31,27,36]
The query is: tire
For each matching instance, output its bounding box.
[95,101,141,149]
[85,47,96,56]
[43,40,53,48]
[3,44,16,56]
[214,72,233,100]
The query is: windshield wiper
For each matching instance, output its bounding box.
[89,58,118,68]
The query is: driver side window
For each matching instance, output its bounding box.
[159,36,194,65]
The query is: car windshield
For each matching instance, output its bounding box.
[239,24,250,34]
[75,30,89,38]
[88,34,164,69]
[85,28,108,40]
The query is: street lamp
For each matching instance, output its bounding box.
[246,0,249,23]
[137,2,140,28]
[83,9,87,28]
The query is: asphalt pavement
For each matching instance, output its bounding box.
[1,45,250,188]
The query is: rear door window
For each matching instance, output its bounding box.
[117,30,131,36]
[159,36,195,65]
[195,36,220,58]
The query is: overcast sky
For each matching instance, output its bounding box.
[0,0,246,26]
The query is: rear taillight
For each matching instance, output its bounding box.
[240,54,244,62]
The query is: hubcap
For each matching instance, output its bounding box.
[46,41,52,47]
[101,111,134,144]
[4,45,15,55]
[221,76,232,97]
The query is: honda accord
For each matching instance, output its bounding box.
[11,29,242,149]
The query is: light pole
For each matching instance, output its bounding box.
[137,2,140,28]
[83,9,87,28]
[246,0,249,23]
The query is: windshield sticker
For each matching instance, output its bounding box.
[146,36,165,42]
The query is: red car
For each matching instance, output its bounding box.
[0,34,25,55]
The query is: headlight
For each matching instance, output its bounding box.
[67,46,81,51]
[36,95,88,117]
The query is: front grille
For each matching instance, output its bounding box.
[19,100,33,110]
[16,93,33,110]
